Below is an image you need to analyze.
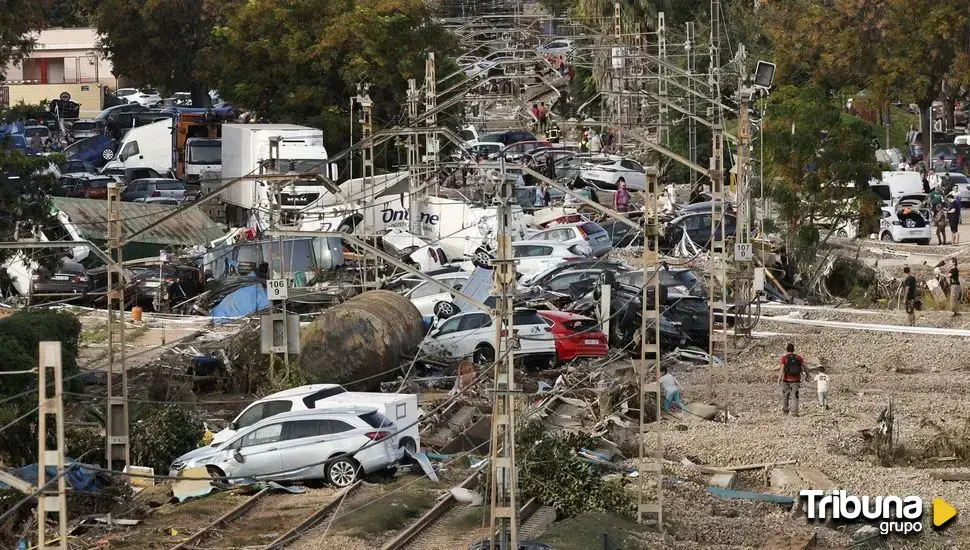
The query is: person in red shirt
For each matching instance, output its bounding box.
[778,343,806,416]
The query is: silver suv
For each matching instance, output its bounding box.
[170,406,398,487]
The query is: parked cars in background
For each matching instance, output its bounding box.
[537,310,608,363]
[114,88,162,107]
[69,119,107,140]
[102,167,166,186]
[62,135,118,168]
[422,308,556,365]
[57,160,98,174]
[169,407,398,487]
[908,131,948,162]
[526,221,612,257]
[661,212,738,250]
[58,173,114,199]
[538,39,575,56]
[129,261,205,310]
[494,140,551,161]
[616,267,708,298]
[120,178,186,202]
[478,130,537,146]
[510,240,593,280]
[380,230,450,272]
[557,155,648,190]
[517,258,631,290]
[29,260,90,304]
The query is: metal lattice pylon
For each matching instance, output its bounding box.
[37,341,67,550]
[105,182,129,471]
[637,169,663,527]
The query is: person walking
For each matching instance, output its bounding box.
[934,204,949,245]
[948,193,961,244]
[778,343,806,417]
[949,258,961,316]
[903,266,918,326]
[614,179,631,213]
[659,366,685,412]
[814,366,830,411]
[533,182,547,208]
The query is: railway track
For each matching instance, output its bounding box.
[383,479,555,550]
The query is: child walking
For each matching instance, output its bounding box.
[660,367,685,412]
[814,366,830,410]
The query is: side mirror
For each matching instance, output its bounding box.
[233,450,245,463]
[228,422,237,430]
[429,328,440,338]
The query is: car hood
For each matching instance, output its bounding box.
[173,443,225,467]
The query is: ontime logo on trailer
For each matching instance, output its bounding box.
[801,490,958,535]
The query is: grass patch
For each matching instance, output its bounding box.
[80,323,108,344]
[334,490,437,539]
[538,512,648,550]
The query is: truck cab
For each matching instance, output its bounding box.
[184,137,221,184]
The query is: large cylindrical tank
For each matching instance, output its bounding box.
[299,290,425,390]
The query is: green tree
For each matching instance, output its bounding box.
[200,0,458,157]
[40,1,92,27]
[762,85,880,250]
[86,0,223,105]
[765,0,970,149]
[0,1,46,78]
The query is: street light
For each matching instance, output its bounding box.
[753,61,776,90]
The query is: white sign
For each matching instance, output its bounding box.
[753,267,765,292]
[267,279,288,301]
[734,243,753,262]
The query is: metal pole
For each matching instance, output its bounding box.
[105,181,129,471]
[36,341,67,550]
[488,157,518,550]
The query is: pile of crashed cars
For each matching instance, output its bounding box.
[383,207,720,370]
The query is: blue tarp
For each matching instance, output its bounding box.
[1,460,100,492]
[210,279,269,324]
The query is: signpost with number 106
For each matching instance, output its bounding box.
[267,279,288,301]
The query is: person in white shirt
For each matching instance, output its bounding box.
[814,366,830,410]
[659,366,685,412]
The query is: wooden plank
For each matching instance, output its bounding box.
[710,472,736,489]
[770,467,802,491]
[796,467,836,490]
[929,471,970,481]
[722,459,797,471]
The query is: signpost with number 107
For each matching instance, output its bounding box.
[734,243,753,262]
[267,279,288,301]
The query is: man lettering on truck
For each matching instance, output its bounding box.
[778,343,806,417]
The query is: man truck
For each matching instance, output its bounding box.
[219,124,335,227]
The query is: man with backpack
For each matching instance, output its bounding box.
[778,343,806,416]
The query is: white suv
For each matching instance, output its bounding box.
[171,407,397,487]
[387,270,471,317]
[209,384,420,458]
[422,308,556,365]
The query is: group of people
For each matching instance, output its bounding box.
[544,55,575,82]
[531,102,551,134]
[579,128,615,154]
[902,258,961,325]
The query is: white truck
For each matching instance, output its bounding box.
[221,124,336,226]
[184,137,222,184]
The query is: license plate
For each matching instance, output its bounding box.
[909,230,923,235]
[143,281,161,288]
[584,339,599,345]
[51,275,69,281]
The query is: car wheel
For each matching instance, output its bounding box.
[471,249,492,269]
[326,457,360,488]
[102,148,114,160]
[474,343,495,365]
[400,438,417,456]
[880,232,894,242]
[434,301,457,319]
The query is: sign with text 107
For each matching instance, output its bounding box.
[734,243,753,262]
[267,279,288,301]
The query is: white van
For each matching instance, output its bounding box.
[210,384,420,459]
[102,118,173,175]
[880,171,924,202]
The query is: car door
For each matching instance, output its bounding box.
[425,316,464,357]
[279,420,330,477]
[512,311,553,355]
[453,312,493,358]
[231,423,284,478]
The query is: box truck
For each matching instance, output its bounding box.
[221,124,336,226]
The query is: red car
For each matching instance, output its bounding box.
[538,310,609,362]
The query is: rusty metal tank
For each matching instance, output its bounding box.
[299,290,425,390]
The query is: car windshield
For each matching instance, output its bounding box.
[155,181,184,190]
[934,144,957,156]
[187,141,221,164]
[86,178,111,189]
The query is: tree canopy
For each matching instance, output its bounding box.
[200,0,457,155]
[762,85,881,243]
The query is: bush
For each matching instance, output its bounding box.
[0,310,82,403]
[515,422,636,519]
[129,405,205,474]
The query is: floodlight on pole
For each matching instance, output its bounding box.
[754,61,775,90]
